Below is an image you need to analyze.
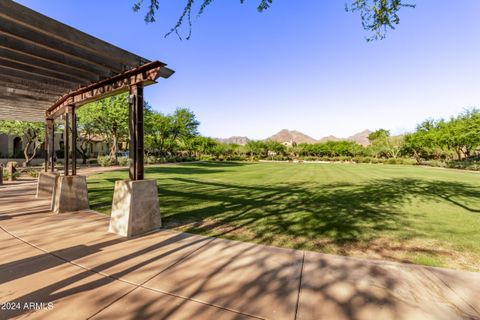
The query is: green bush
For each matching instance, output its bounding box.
[225,155,247,161]
[385,158,396,164]
[27,169,39,178]
[117,156,129,166]
[420,160,447,168]
[447,159,480,171]
[145,155,157,165]
[2,169,20,180]
[199,155,213,161]
[399,158,417,165]
[97,156,112,167]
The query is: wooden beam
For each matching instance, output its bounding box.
[0,33,110,76]
[0,105,45,121]
[0,47,98,81]
[0,65,76,91]
[0,98,50,112]
[0,15,128,73]
[0,79,64,97]
[0,1,175,123]
[0,1,148,67]
[0,48,94,82]
[0,86,55,102]
[0,57,85,84]
[47,61,174,118]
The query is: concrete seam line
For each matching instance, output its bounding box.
[0,224,263,319]
[294,251,306,320]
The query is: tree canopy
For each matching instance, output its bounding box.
[132,0,415,40]
[76,94,130,163]
[0,120,44,166]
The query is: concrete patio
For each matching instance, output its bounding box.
[1,179,479,320]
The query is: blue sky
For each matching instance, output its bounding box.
[17,0,480,139]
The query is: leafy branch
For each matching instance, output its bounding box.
[346,0,416,41]
[133,0,414,41]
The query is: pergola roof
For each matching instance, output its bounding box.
[0,0,173,122]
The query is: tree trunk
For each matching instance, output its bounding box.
[109,130,118,164]
[456,149,462,160]
[23,141,41,167]
[79,144,88,165]
[23,141,33,167]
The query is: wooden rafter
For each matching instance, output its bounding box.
[47,61,174,118]
[0,0,174,122]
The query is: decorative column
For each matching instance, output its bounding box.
[129,84,144,180]
[71,106,77,176]
[64,109,70,176]
[50,119,55,173]
[50,105,89,213]
[36,118,58,199]
[109,83,161,237]
[44,119,49,172]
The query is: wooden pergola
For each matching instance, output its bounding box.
[0,0,174,180]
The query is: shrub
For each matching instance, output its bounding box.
[145,155,156,165]
[3,169,21,180]
[27,169,39,178]
[117,156,129,166]
[399,158,417,165]
[97,156,112,167]
[199,155,213,161]
[225,155,247,161]
[420,160,447,168]
[386,158,399,165]
[447,159,480,171]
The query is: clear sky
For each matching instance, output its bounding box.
[16,0,480,139]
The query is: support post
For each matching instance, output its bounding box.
[128,84,144,181]
[44,120,49,172]
[110,82,161,237]
[50,119,55,173]
[64,110,70,176]
[71,106,77,176]
[0,163,3,185]
[7,162,15,182]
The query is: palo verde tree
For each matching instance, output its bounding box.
[76,94,130,164]
[132,0,415,41]
[0,120,44,166]
[368,129,390,158]
[144,107,200,156]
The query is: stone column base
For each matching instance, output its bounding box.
[51,175,90,214]
[109,179,161,238]
[36,172,59,199]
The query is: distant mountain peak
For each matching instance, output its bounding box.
[216,129,372,146]
[267,129,316,144]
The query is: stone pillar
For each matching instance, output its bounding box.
[109,180,161,237]
[6,162,16,182]
[36,172,59,199]
[51,175,89,214]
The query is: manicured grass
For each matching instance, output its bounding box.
[87,162,480,271]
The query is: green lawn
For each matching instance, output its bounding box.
[87,162,480,271]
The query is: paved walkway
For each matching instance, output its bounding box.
[0,179,479,320]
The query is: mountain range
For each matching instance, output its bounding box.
[216,129,372,146]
